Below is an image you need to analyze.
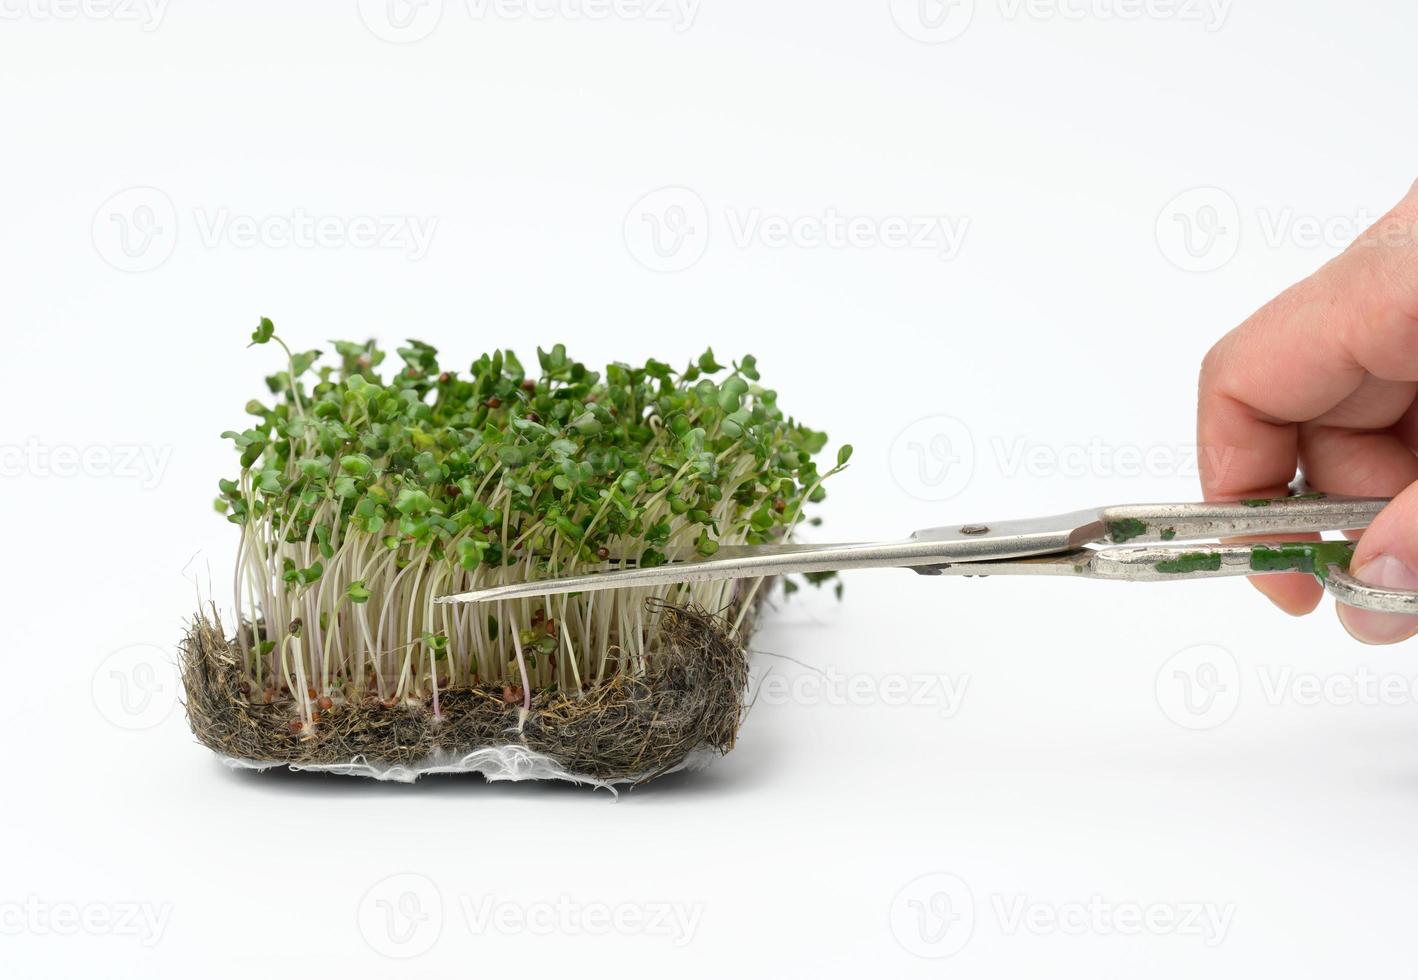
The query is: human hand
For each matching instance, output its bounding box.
[1198,180,1418,643]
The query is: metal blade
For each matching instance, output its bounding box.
[435,509,1109,604]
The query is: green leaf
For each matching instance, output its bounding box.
[394,488,434,516]
[250,316,275,346]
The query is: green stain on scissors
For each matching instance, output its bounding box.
[1154,552,1223,574]
[1249,541,1354,580]
[1107,518,1148,543]
[1160,527,1176,541]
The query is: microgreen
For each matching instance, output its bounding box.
[220,320,848,724]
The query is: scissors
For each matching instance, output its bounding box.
[436,492,1418,614]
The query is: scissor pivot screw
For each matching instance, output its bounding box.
[959,524,990,535]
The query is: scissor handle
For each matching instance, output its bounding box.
[1098,494,1389,545]
[1088,539,1418,614]
[1323,566,1418,614]
[943,538,1418,614]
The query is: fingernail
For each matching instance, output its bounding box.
[1338,554,1418,644]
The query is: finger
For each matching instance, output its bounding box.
[1198,181,1418,613]
[1298,426,1418,501]
[1337,481,1418,644]
[1296,419,1418,626]
[1297,372,1418,496]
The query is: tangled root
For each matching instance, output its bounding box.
[180,598,751,784]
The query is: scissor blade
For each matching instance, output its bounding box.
[436,540,883,604]
[434,529,1073,605]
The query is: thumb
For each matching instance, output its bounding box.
[1338,481,1418,644]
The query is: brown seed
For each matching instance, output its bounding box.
[288,720,304,734]
[521,379,536,392]
[317,696,334,711]
[486,396,501,409]
[596,547,610,560]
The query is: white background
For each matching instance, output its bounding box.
[3,1,1417,976]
